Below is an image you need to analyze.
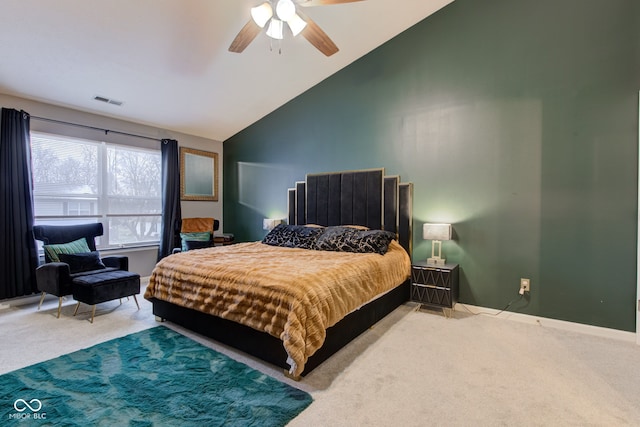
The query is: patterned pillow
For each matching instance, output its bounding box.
[315,226,397,255]
[342,225,370,230]
[43,237,91,262]
[58,251,106,274]
[180,232,212,252]
[262,224,324,249]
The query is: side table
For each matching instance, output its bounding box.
[214,233,235,246]
[411,261,459,317]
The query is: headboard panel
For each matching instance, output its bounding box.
[287,188,296,226]
[306,169,384,229]
[398,182,413,255]
[383,175,399,234]
[287,168,412,256]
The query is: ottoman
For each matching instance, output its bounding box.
[72,270,141,323]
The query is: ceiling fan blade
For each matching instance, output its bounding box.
[228,19,262,53]
[297,0,365,6]
[301,16,339,56]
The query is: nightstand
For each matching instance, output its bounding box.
[411,261,459,316]
[213,233,235,246]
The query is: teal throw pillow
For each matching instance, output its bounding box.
[43,237,91,262]
[180,232,212,252]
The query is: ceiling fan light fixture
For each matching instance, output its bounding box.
[275,0,296,21]
[287,13,307,36]
[266,18,284,40]
[251,2,273,28]
[231,0,356,56]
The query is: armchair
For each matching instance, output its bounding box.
[173,217,220,253]
[33,223,139,321]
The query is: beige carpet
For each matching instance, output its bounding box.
[2,285,639,426]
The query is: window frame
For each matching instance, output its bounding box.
[30,131,162,250]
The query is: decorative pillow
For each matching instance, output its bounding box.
[58,251,106,274]
[180,231,212,252]
[315,226,397,255]
[342,225,370,230]
[43,237,91,262]
[262,224,324,249]
[185,239,215,251]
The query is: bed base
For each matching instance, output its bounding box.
[150,280,409,376]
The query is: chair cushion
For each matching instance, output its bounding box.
[58,251,106,274]
[180,231,212,252]
[72,270,140,305]
[70,267,118,279]
[185,239,215,251]
[72,270,139,287]
[43,237,91,262]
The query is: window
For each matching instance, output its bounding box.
[31,132,162,249]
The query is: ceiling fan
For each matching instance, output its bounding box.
[229,0,365,57]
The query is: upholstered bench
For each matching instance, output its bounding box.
[72,270,141,323]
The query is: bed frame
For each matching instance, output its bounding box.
[150,168,412,376]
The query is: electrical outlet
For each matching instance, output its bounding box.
[520,278,530,293]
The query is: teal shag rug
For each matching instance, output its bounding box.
[1,326,312,426]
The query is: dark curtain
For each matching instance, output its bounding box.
[0,108,38,299]
[158,139,181,260]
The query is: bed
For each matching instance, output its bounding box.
[145,169,413,377]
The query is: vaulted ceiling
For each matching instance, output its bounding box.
[0,0,454,141]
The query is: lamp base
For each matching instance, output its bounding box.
[427,257,446,266]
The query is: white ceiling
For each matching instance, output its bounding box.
[0,0,453,141]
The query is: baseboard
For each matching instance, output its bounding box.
[455,303,636,344]
[0,293,43,309]
[0,276,151,309]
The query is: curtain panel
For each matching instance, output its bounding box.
[0,108,39,299]
[158,139,181,260]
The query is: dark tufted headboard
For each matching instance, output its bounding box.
[287,168,412,256]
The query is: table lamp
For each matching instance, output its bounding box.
[263,218,283,231]
[423,223,452,266]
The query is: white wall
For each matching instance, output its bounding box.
[1,94,223,276]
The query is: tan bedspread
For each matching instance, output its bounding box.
[144,240,411,376]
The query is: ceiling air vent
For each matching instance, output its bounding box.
[93,95,123,106]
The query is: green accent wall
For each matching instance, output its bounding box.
[224,0,640,331]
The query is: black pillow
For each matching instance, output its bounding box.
[315,226,397,255]
[185,239,215,251]
[58,251,106,274]
[262,224,324,249]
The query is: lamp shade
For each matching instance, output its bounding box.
[423,223,452,241]
[263,218,283,231]
[287,13,307,36]
[251,2,273,28]
[266,18,284,40]
[276,0,296,21]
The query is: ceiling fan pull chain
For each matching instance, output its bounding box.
[269,38,283,55]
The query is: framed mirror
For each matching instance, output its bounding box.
[180,147,218,201]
